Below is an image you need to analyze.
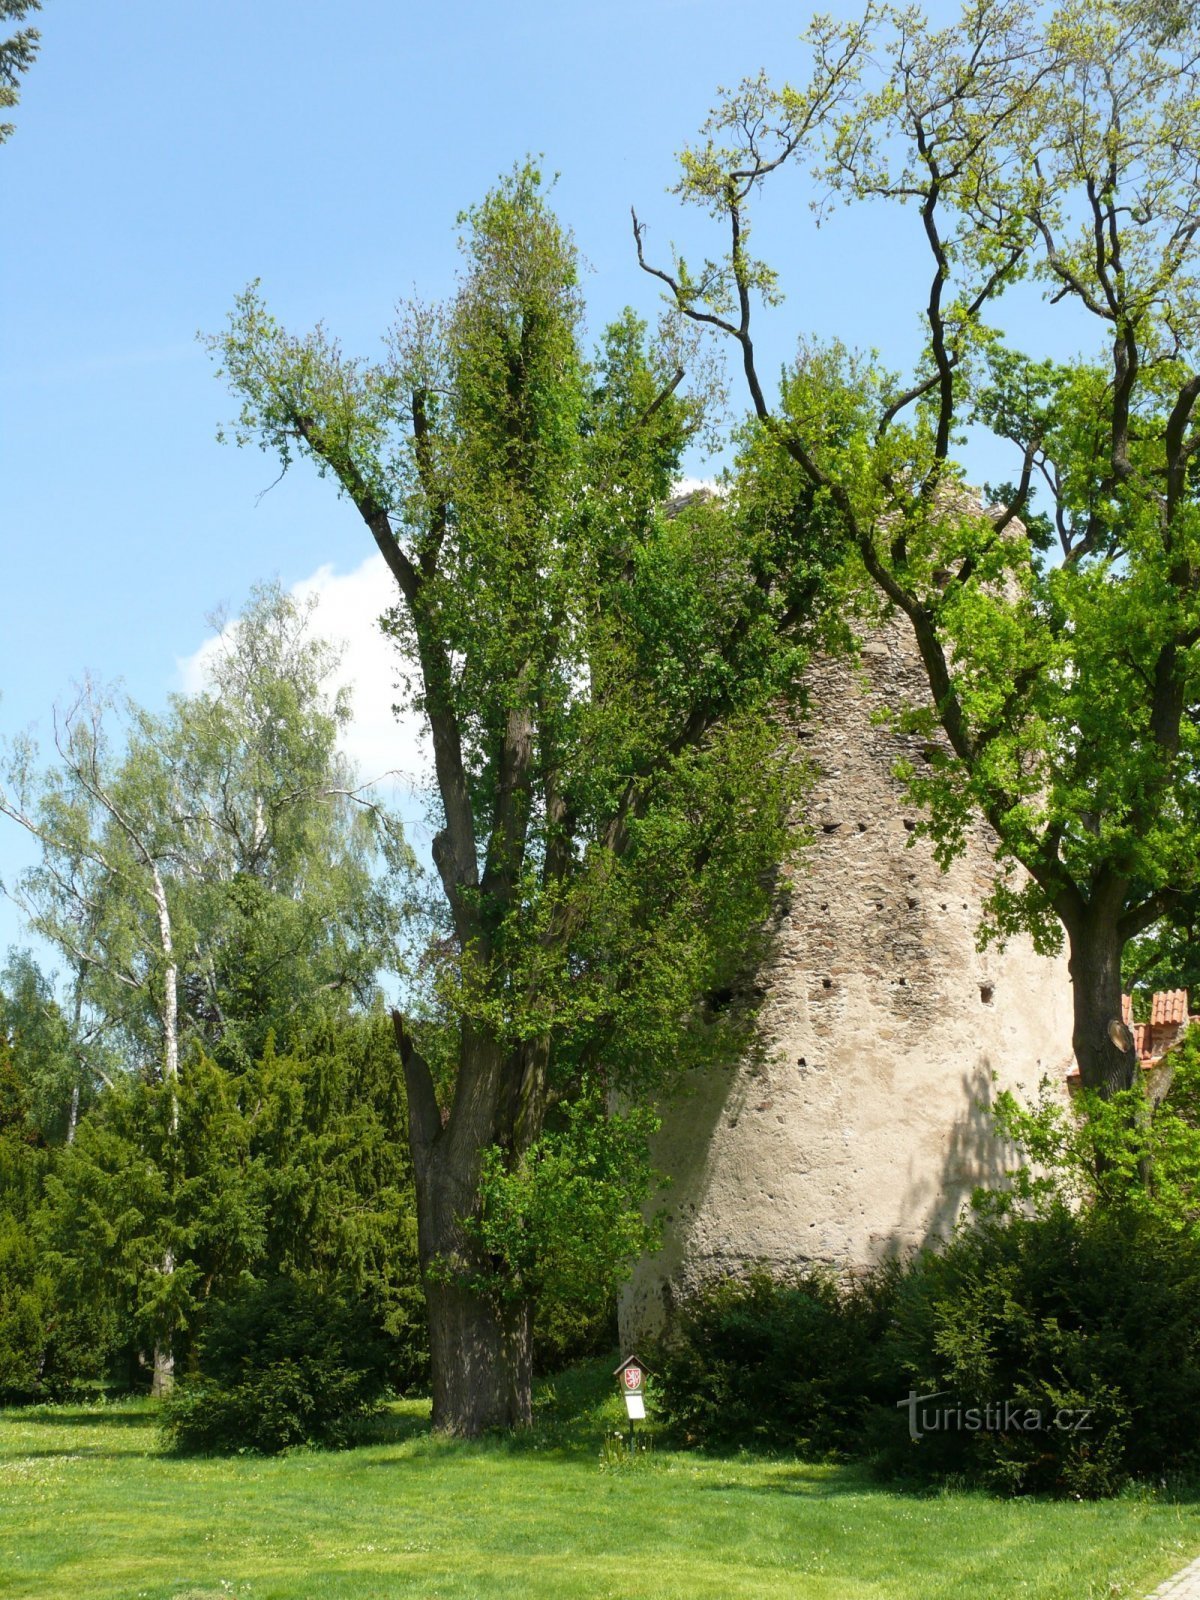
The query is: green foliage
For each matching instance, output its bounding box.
[0,950,93,1145]
[658,1050,1200,1499]
[648,0,1200,1095]
[654,1267,899,1457]
[40,1010,426,1393]
[0,1034,105,1399]
[984,1027,1200,1227]
[658,1203,1200,1498]
[597,1427,657,1473]
[0,584,431,1410]
[668,1049,1200,1497]
[208,162,820,1054]
[208,161,830,1420]
[468,1087,662,1315]
[1125,895,1200,1013]
[161,1278,393,1453]
[0,1207,49,1397]
[40,1076,185,1374]
[0,0,40,142]
[0,1031,52,1396]
[879,1204,1200,1497]
[0,584,415,1085]
[162,584,416,1069]
[531,1289,617,1376]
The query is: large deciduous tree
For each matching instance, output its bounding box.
[210,166,833,1432]
[0,585,413,1088]
[638,0,1200,1098]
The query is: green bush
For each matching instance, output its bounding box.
[876,1201,1200,1496]
[654,1266,899,1455]
[0,1220,50,1398]
[657,1203,1200,1496]
[0,1046,54,1400]
[533,1292,618,1376]
[0,1088,121,1401]
[161,1278,393,1453]
[39,1012,428,1399]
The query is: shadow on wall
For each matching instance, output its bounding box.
[643,1016,777,1330]
[625,1039,1033,1343]
[873,1058,1021,1266]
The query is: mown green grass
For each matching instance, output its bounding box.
[2,1361,1198,1600]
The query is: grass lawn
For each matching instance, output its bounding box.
[2,1363,1199,1600]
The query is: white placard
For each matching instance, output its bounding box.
[624,1393,646,1420]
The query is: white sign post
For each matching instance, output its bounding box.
[614,1354,649,1452]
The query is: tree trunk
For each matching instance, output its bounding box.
[67,962,84,1145]
[414,1155,534,1434]
[1068,915,1139,1097]
[150,1343,175,1397]
[423,1273,533,1434]
[148,863,179,1132]
[150,1245,176,1396]
[394,1011,542,1435]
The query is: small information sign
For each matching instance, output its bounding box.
[614,1353,651,1445]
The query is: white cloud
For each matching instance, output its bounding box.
[177,554,436,846]
[671,475,719,499]
[177,483,720,852]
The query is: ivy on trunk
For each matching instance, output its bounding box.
[210,164,838,1432]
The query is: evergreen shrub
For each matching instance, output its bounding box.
[161,1278,393,1453]
[876,1202,1200,1496]
[657,1206,1200,1496]
[654,1265,898,1455]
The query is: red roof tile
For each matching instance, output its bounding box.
[1151,989,1190,1028]
[1115,992,1198,1070]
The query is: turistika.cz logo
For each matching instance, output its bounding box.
[897,1390,1094,1443]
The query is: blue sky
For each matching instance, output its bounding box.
[0,0,1077,976]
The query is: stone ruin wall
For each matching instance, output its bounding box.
[619,609,1076,1347]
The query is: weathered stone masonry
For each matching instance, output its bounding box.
[620,609,1076,1346]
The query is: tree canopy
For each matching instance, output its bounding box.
[637,0,1200,1096]
[0,584,416,1101]
[209,164,837,1431]
[0,588,424,1398]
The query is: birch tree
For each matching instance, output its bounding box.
[0,687,183,1119]
[0,586,416,1389]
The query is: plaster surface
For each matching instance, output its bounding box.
[620,611,1075,1345]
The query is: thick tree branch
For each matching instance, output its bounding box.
[632,367,684,432]
[391,1009,442,1163]
[411,387,450,578]
[292,412,422,601]
[1119,888,1181,944]
[289,409,480,935]
[1165,374,1200,522]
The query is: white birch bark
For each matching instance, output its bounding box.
[147,861,179,1130]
